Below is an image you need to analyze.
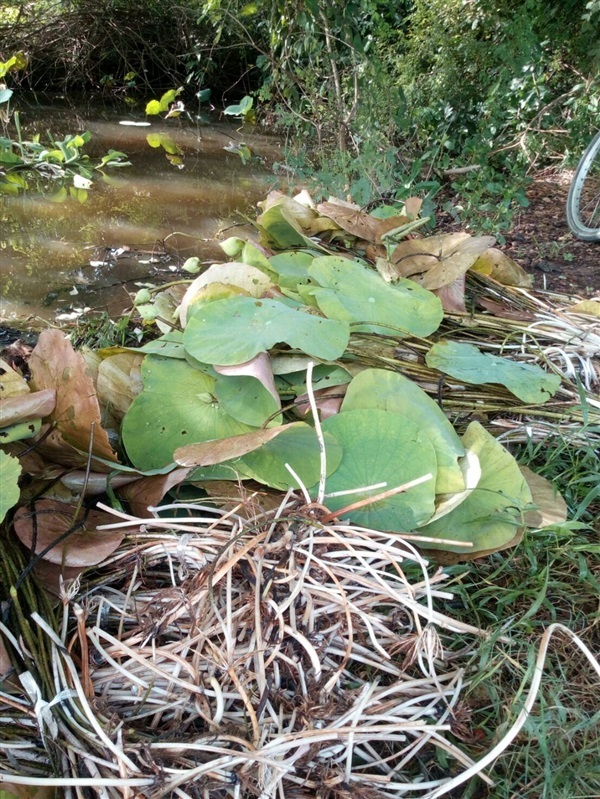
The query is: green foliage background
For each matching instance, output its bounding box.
[1,0,599,224]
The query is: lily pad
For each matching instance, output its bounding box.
[235,423,343,491]
[418,422,532,555]
[341,369,465,493]
[180,263,273,326]
[425,341,561,403]
[214,373,281,426]
[306,256,443,337]
[321,409,438,531]
[121,355,255,470]
[0,450,21,522]
[269,251,315,289]
[183,296,350,366]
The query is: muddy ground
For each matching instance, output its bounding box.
[501,176,598,297]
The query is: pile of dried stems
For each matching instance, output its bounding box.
[2,489,598,799]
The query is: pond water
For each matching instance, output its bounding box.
[0,103,282,323]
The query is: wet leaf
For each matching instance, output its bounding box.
[0,450,21,522]
[391,233,495,289]
[0,389,56,428]
[425,341,561,403]
[321,409,438,531]
[341,369,465,494]
[28,330,118,462]
[183,296,350,365]
[306,255,443,337]
[470,248,532,287]
[121,355,255,470]
[13,499,125,567]
[418,422,532,555]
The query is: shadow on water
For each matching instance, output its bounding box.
[0,103,282,322]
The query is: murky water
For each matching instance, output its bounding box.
[0,104,282,322]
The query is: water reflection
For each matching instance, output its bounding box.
[0,106,280,321]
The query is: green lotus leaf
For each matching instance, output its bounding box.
[257,201,325,250]
[235,423,343,490]
[183,296,350,366]
[0,449,21,522]
[425,341,561,403]
[269,251,315,289]
[341,368,465,494]
[139,331,186,359]
[0,418,42,444]
[214,374,282,426]
[306,256,443,337]
[418,421,532,555]
[121,355,255,470]
[321,409,438,531]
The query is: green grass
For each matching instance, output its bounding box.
[437,428,600,798]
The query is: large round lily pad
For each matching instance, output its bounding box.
[183,296,350,365]
[321,409,438,531]
[121,355,255,470]
[418,421,532,555]
[341,368,465,494]
[306,256,443,337]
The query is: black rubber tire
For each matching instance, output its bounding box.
[566,129,600,242]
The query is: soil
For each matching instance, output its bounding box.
[500,175,599,298]
[437,173,600,298]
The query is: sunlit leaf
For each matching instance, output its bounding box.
[321,409,438,531]
[306,255,443,337]
[418,422,532,556]
[183,296,350,365]
[341,369,465,493]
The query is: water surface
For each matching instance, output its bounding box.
[0,105,281,322]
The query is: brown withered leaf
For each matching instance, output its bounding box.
[174,423,299,468]
[28,330,118,463]
[316,202,411,245]
[521,466,568,529]
[434,275,467,314]
[13,499,125,567]
[32,558,86,598]
[294,385,347,419]
[470,248,532,287]
[391,233,496,289]
[0,389,56,428]
[117,467,191,517]
[97,352,144,420]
